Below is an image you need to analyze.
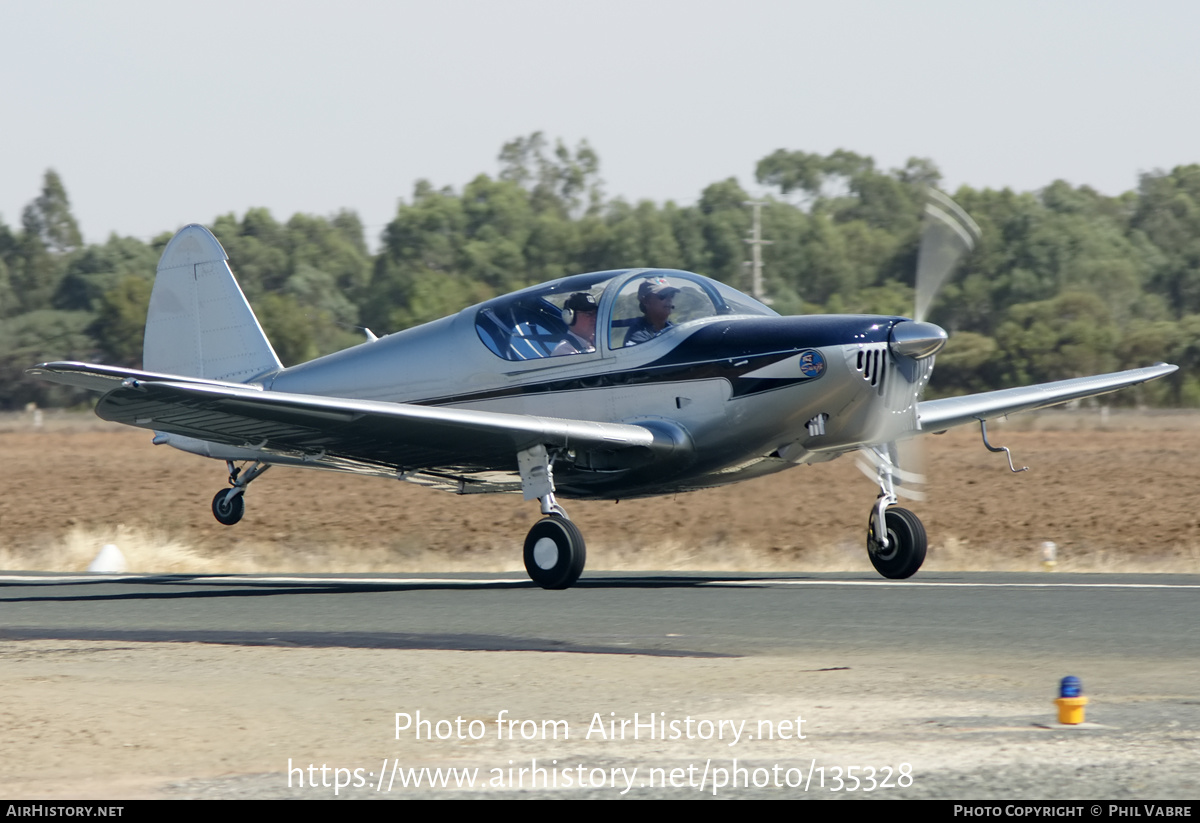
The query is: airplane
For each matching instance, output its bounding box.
[29,192,1176,589]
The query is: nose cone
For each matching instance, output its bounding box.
[889,320,948,360]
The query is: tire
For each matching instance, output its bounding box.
[211,489,245,526]
[523,517,587,589]
[866,506,926,579]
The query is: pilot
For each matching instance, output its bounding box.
[625,277,680,345]
[552,292,599,356]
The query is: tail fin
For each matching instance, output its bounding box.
[143,224,282,382]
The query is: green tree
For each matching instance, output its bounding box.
[755,149,825,200]
[928,331,1001,396]
[54,234,157,312]
[995,291,1118,385]
[1133,166,1200,314]
[602,200,684,270]
[696,178,751,283]
[499,132,602,216]
[93,274,153,365]
[23,169,83,254]
[0,309,96,408]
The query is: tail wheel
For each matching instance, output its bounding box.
[523,517,587,589]
[211,489,245,526]
[866,506,926,579]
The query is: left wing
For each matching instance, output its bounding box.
[918,363,1177,433]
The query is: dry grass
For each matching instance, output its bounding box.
[0,524,522,575]
[924,534,1200,574]
[7,523,1198,576]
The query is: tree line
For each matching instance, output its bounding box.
[3,133,1199,409]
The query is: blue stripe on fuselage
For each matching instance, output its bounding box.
[423,314,900,406]
[648,314,896,365]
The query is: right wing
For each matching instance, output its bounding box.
[79,373,683,482]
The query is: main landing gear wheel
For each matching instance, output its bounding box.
[866,506,926,579]
[211,489,245,526]
[523,516,587,590]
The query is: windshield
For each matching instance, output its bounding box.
[609,270,777,348]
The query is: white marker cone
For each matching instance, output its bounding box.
[88,543,127,573]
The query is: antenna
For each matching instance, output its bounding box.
[743,200,774,303]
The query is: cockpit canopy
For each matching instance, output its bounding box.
[475,269,778,362]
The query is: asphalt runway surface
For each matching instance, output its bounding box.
[2,570,1199,660]
[3,570,1198,799]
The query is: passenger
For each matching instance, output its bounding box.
[625,277,680,345]
[552,292,599,355]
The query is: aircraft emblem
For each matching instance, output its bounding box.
[797,349,825,379]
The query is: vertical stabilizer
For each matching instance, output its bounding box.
[143,224,282,382]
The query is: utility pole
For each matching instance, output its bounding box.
[743,200,773,303]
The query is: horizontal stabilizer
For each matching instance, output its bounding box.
[918,363,1178,432]
[25,361,267,394]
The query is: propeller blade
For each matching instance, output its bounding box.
[914,189,982,323]
[893,436,927,501]
[856,444,926,501]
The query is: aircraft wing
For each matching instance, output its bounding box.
[85,376,677,476]
[917,363,1177,433]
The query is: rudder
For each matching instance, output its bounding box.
[143,224,282,382]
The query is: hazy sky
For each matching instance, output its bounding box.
[3,0,1198,248]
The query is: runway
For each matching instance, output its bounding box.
[3,571,1198,799]
[3,571,1198,658]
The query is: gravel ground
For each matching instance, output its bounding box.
[3,641,1196,800]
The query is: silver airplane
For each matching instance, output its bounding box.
[29,194,1176,588]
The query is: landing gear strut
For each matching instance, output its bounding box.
[517,444,587,589]
[211,461,269,526]
[860,444,927,579]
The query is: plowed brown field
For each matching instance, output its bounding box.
[3,409,1198,574]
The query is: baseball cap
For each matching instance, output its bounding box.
[637,277,680,301]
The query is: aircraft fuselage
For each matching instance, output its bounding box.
[265,285,920,498]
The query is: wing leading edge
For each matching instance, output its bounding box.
[917,363,1177,433]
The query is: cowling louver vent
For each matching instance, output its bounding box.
[855,345,887,394]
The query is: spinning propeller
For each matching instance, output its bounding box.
[858,189,982,502]
[915,189,982,325]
